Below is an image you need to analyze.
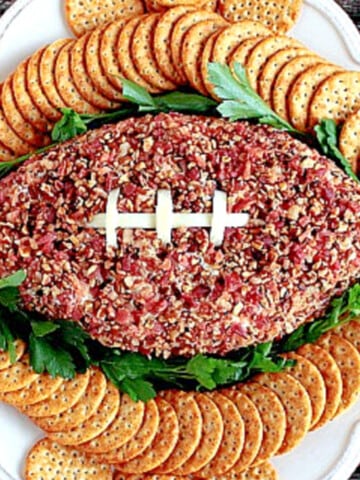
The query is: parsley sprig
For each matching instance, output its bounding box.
[0,271,358,402]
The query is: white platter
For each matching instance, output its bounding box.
[0,1,360,479]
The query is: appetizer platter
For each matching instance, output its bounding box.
[0,0,360,480]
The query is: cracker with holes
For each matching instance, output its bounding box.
[0,108,32,155]
[65,0,145,37]
[24,438,113,480]
[0,355,38,393]
[219,0,303,33]
[200,29,227,96]
[336,321,360,353]
[0,141,15,162]
[339,109,360,173]
[0,341,26,371]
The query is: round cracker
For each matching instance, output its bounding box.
[115,397,179,473]
[195,391,244,477]
[154,391,202,473]
[49,380,120,446]
[24,438,113,480]
[239,382,286,465]
[96,398,159,464]
[219,0,303,33]
[65,0,145,37]
[39,39,72,110]
[54,41,100,114]
[0,355,38,393]
[271,55,326,121]
[144,0,167,12]
[222,389,263,473]
[288,64,345,131]
[282,352,326,428]
[339,109,360,174]
[77,393,145,454]
[153,6,196,85]
[297,343,342,430]
[131,13,176,91]
[0,141,15,162]
[88,23,126,102]
[229,36,267,68]
[34,368,107,432]
[317,333,360,417]
[200,28,227,97]
[335,320,360,353]
[244,35,303,91]
[0,341,26,371]
[308,71,360,129]
[12,59,52,133]
[117,15,161,93]
[70,34,120,110]
[1,77,50,147]
[0,108,32,155]
[26,47,62,122]
[182,19,228,94]
[170,10,224,83]
[173,393,223,475]
[0,372,63,407]
[258,46,310,104]
[255,372,312,455]
[157,0,207,6]
[22,370,90,418]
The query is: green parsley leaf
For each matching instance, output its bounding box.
[120,377,157,403]
[29,334,76,378]
[122,78,158,112]
[31,321,60,337]
[0,271,26,289]
[51,108,88,143]
[186,355,217,390]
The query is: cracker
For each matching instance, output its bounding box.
[144,0,167,12]
[335,320,360,353]
[154,391,202,473]
[77,393,145,454]
[54,41,100,114]
[0,108,32,155]
[173,393,223,475]
[26,47,62,122]
[170,10,224,83]
[157,0,207,6]
[239,382,286,465]
[24,438,113,480]
[1,77,50,147]
[317,333,360,417]
[195,391,244,477]
[70,33,120,110]
[34,368,107,432]
[0,355,38,393]
[258,46,310,104]
[116,397,179,473]
[153,6,196,85]
[200,29,227,97]
[182,19,228,94]
[297,343,342,430]
[65,0,145,37]
[115,475,181,480]
[117,16,161,93]
[282,352,326,428]
[229,36,267,68]
[0,340,26,370]
[244,35,303,91]
[339,109,360,174]
[288,64,345,131]
[49,380,120,446]
[271,55,325,121]
[219,0,303,33]
[39,39,72,110]
[12,59,52,133]
[95,398,159,464]
[22,370,90,418]
[131,13,176,91]
[0,373,63,407]
[0,141,15,162]
[255,372,312,455]
[222,389,263,472]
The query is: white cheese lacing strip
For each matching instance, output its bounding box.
[88,189,249,248]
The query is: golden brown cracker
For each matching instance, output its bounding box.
[96,398,159,464]
[0,141,15,162]
[34,368,107,432]
[219,0,303,33]
[24,438,113,480]
[297,343,343,430]
[173,393,224,475]
[282,352,326,428]
[229,36,267,69]
[288,64,345,131]
[77,393,145,454]
[339,109,360,173]
[0,355,38,393]
[22,370,90,418]
[200,29,227,97]
[0,340,26,371]
[49,380,120,446]
[0,108,32,155]
[153,6,196,85]
[116,397,179,473]
[255,372,312,455]
[154,391,202,473]
[317,333,360,416]
[336,320,360,353]
[238,382,286,465]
